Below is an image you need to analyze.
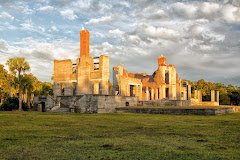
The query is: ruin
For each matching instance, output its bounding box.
[33,28,220,113]
[113,56,191,101]
[53,27,110,98]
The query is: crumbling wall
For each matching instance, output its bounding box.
[53,29,110,97]
[33,95,56,111]
[53,59,76,98]
[74,95,138,113]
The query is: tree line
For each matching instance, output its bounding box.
[190,79,240,106]
[0,58,53,111]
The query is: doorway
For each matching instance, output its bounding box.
[130,85,134,96]
[166,88,169,98]
[42,102,46,112]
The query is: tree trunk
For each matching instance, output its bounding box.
[27,93,31,108]
[9,74,11,97]
[19,87,23,111]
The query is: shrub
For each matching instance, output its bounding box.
[0,97,28,111]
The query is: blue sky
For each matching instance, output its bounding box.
[0,0,240,86]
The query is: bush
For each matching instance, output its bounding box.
[0,97,28,111]
[202,95,211,101]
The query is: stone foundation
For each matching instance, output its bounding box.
[137,100,191,106]
[45,94,138,113]
[116,106,240,115]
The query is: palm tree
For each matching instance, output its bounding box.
[23,74,37,108]
[6,58,30,111]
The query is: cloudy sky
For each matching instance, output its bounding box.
[0,0,240,86]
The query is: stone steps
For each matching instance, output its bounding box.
[50,108,70,113]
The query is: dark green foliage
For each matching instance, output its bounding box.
[41,84,53,95]
[202,95,211,101]
[229,91,240,106]
[219,93,231,105]
[1,97,18,111]
[191,79,240,105]
[33,82,53,96]
[1,97,28,111]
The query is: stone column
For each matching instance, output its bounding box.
[127,84,130,96]
[151,88,154,100]
[194,90,198,99]
[160,85,166,99]
[169,85,172,100]
[159,86,162,99]
[198,90,202,102]
[211,90,215,102]
[94,82,99,94]
[187,85,191,100]
[53,82,62,99]
[146,86,149,101]
[155,88,158,100]
[139,84,142,100]
[216,91,219,103]
[119,84,123,96]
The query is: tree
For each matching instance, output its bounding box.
[0,97,28,111]
[33,81,53,96]
[228,89,240,106]
[0,64,9,102]
[6,58,30,111]
[23,74,37,107]
[40,82,53,95]
[0,64,15,102]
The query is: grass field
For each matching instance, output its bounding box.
[0,112,239,160]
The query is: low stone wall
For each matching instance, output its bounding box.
[74,95,138,113]
[51,94,138,113]
[137,100,191,107]
[214,106,240,115]
[116,106,240,115]
[200,101,219,106]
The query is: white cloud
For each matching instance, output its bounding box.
[200,2,221,15]
[102,42,113,48]
[132,5,168,20]
[172,2,240,23]
[22,5,34,15]
[51,26,59,32]
[137,24,180,41]
[172,2,198,19]
[60,9,78,20]
[86,15,119,25]
[38,26,45,32]
[221,4,240,23]
[0,12,14,20]
[0,39,9,52]
[20,19,34,31]
[39,6,54,11]
[109,29,124,35]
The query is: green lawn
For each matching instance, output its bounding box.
[0,112,239,160]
